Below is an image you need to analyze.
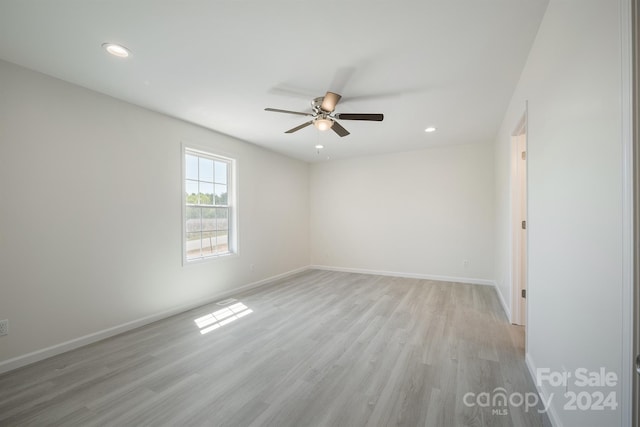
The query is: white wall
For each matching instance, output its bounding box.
[0,59,309,366]
[310,144,495,283]
[493,1,625,425]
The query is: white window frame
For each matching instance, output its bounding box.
[182,144,237,264]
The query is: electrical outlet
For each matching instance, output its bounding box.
[0,319,8,336]
[463,259,469,268]
[250,264,255,271]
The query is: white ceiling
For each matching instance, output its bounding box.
[0,0,548,163]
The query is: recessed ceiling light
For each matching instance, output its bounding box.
[315,144,324,149]
[102,43,130,58]
[425,127,437,133]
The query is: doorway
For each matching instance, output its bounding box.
[512,112,528,328]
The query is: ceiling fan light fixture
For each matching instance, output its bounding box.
[313,118,334,131]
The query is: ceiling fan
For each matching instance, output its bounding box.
[265,91,383,137]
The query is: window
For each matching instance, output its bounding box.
[184,147,234,262]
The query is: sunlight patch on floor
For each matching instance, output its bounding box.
[194,302,253,334]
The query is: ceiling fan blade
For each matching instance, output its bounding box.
[321,92,342,112]
[334,113,384,121]
[285,121,314,134]
[265,108,313,117]
[268,84,317,100]
[331,120,350,137]
[328,67,356,94]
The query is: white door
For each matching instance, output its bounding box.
[518,134,527,325]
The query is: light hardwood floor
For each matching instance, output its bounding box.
[0,270,550,426]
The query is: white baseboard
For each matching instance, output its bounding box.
[0,266,309,375]
[310,264,496,286]
[494,283,511,321]
[525,353,562,427]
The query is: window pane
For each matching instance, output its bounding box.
[186,155,198,180]
[216,208,228,231]
[200,182,214,205]
[186,180,199,204]
[185,207,201,232]
[201,232,215,255]
[215,184,227,205]
[186,232,201,259]
[199,158,214,182]
[215,161,227,184]
[185,151,233,261]
[215,207,228,219]
[202,208,216,231]
[215,230,229,254]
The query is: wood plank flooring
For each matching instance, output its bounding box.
[0,270,550,426]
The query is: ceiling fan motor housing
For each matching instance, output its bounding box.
[312,97,326,114]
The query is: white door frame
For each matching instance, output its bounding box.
[624,0,638,425]
[622,0,636,424]
[633,0,640,421]
[511,108,528,328]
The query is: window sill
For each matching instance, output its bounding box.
[183,251,238,266]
